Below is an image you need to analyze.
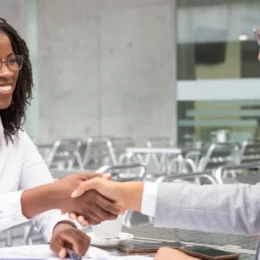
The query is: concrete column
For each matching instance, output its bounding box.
[171,0,178,145]
[24,0,39,142]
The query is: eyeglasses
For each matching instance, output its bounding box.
[0,55,24,72]
[253,25,260,46]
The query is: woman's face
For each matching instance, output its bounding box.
[0,31,19,109]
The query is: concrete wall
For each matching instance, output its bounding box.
[0,0,23,35]
[36,0,177,144]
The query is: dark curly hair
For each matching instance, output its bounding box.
[0,18,33,143]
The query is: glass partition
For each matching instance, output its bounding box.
[177,0,260,146]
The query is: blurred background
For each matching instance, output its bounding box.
[2,0,260,250]
[3,0,260,148]
[1,0,260,171]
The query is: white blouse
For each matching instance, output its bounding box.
[0,121,77,242]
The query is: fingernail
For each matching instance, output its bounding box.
[71,190,78,198]
[103,173,111,178]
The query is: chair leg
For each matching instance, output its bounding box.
[22,223,34,245]
[5,229,12,247]
[123,210,134,227]
[148,216,154,224]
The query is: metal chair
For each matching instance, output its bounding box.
[107,137,136,165]
[185,150,203,169]
[36,143,53,164]
[96,163,147,182]
[146,138,175,172]
[197,142,240,172]
[167,155,197,174]
[155,171,217,185]
[82,136,113,169]
[22,222,45,246]
[118,152,145,166]
[47,138,84,170]
[239,140,260,164]
[2,223,37,247]
[215,162,260,185]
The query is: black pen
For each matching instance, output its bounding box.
[66,248,82,260]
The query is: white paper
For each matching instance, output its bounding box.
[86,247,152,260]
[111,256,152,260]
[0,245,152,260]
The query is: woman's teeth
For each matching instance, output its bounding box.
[0,86,12,92]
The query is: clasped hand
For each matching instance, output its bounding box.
[69,177,126,225]
[55,173,125,226]
[60,177,199,260]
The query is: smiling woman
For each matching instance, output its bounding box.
[0,18,124,259]
[0,18,32,144]
[0,34,22,105]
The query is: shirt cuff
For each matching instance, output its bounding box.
[42,212,82,242]
[0,190,29,224]
[141,182,158,217]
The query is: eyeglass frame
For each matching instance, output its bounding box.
[253,25,260,47]
[0,55,24,72]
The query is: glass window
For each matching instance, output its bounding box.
[177,0,260,146]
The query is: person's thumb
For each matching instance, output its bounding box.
[71,178,101,198]
[50,238,67,258]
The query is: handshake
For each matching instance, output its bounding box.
[50,176,197,260]
[52,173,144,226]
[21,174,198,260]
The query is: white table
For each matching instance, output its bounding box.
[0,245,55,259]
[0,244,152,260]
[124,148,182,172]
[125,148,181,154]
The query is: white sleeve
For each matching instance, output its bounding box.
[0,191,29,231]
[19,132,81,242]
[141,182,158,217]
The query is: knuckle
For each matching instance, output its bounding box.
[96,196,107,209]
[106,202,117,213]
[87,216,97,225]
[97,208,110,220]
[112,205,121,214]
[76,231,84,241]
[83,217,91,225]
[107,213,117,220]
[90,220,100,225]
[111,214,117,220]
